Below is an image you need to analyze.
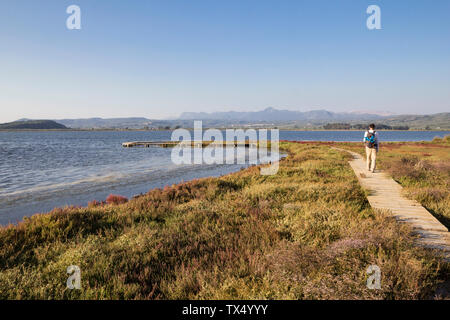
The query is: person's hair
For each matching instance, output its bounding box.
[369,123,375,130]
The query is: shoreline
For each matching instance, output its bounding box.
[1,128,449,132]
[1,141,448,299]
[2,135,449,226]
[0,153,285,226]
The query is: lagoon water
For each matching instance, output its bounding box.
[0,130,448,225]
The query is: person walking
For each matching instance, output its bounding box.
[364,124,379,172]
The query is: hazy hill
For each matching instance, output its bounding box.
[55,117,152,129]
[12,110,449,130]
[179,108,449,129]
[179,107,385,122]
[0,120,67,130]
[381,113,450,130]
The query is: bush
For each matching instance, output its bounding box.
[106,194,128,205]
[88,200,103,208]
[0,143,447,300]
[443,135,450,143]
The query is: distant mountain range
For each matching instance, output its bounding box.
[381,113,450,130]
[9,108,449,130]
[179,107,386,122]
[54,117,152,129]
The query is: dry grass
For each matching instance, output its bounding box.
[0,142,448,299]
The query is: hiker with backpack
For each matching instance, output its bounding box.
[364,124,379,172]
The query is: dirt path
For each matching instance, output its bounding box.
[336,148,450,261]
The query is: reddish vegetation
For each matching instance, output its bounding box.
[393,142,449,148]
[106,194,129,205]
[281,140,337,146]
[0,142,448,299]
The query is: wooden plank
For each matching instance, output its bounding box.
[334,147,450,261]
[122,140,267,148]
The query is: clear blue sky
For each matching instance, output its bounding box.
[1,0,449,122]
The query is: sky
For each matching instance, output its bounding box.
[0,0,449,122]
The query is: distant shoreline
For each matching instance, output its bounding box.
[1,128,449,132]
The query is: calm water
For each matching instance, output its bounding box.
[0,130,448,225]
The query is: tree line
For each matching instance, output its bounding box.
[323,123,410,130]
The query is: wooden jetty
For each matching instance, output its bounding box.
[122,140,268,148]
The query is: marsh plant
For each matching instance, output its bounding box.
[0,142,447,299]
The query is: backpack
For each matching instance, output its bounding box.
[365,131,376,148]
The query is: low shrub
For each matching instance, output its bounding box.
[106,194,128,205]
[0,143,447,300]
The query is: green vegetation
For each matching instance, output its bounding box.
[383,113,450,130]
[0,143,448,299]
[323,123,410,130]
[0,120,67,130]
[338,136,450,229]
[319,113,449,131]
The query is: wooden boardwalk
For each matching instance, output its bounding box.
[122,141,178,148]
[122,140,261,148]
[337,148,450,261]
